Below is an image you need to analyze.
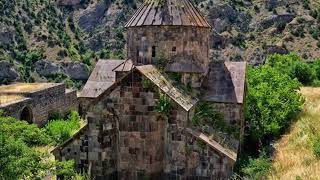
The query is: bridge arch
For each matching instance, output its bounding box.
[20,106,33,124]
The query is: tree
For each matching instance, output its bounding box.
[266,53,316,85]
[0,112,83,179]
[245,65,304,143]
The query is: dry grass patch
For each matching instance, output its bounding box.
[0,83,56,93]
[269,87,320,180]
[0,94,26,105]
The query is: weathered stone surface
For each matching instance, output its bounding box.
[35,60,62,77]
[213,18,231,33]
[265,0,300,10]
[266,45,289,55]
[0,24,15,44]
[202,61,247,104]
[57,0,80,6]
[0,83,78,126]
[259,13,295,29]
[65,62,90,80]
[53,0,246,179]
[247,48,267,66]
[127,26,210,74]
[0,60,19,82]
[247,45,289,65]
[77,1,109,32]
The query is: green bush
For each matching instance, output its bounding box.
[68,45,81,61]
[242,153,272,180]
[155,93,172,114]
[0,116,50,146]
[55,160,78,179]
[312,59,320,80]
[266,53,316,85]
[291,61,316,85]
[192,101,230,133]
[0,135,48,179]
[44,111,81,144]
[246,65,304,142]
[0,114,80,179]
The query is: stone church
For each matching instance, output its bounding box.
[53,0,247,179]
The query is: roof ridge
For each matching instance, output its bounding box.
[136,65,198,111]
[186,128,238,161]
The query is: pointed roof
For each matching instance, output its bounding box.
[202,62,247,104]
[125,0,211,28]
[80,60,125,98]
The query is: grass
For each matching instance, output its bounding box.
[269,87,320,179]
[0,94,25,105]
[0,83,56,93]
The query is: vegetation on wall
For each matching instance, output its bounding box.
[192,101,236,136]
[192,101,239,150]
[155,92,172,114]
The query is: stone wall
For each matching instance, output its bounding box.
[85,71,186,179]
[0,98,33,120]
[184,132,234,180]
[0,84,78,126]
[54,70,238,179]
[53,125,89,174]
[28,84,78,126]
[126,26,210,72]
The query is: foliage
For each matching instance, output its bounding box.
[0,113,81,179]
[246,65,304,142]
[156,53,168,71]
[167,72,182,83]
[55,160,78,179]
[155,93,171,114]
[241,153,272,180]
[0,116,50,146]
[68,45,81,61]
[291,61,316,85]
[44,111,81,144]
[266,53,316,85]
[312,59,320,80]
[142,78,153,90]
[0,135,50,179]
[192,101,223,130]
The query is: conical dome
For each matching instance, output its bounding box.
[125,0,211,28]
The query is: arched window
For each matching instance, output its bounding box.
[20,106,33,124]
[152,46,156,58]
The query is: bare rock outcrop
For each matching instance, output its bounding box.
[0,24,15,44]
[0,61,19,82]
[65,62,90,80]
[77,1,109,32]
[35,60,62,77]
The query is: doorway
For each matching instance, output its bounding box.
[20,106,33,124]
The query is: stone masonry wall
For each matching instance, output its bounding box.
[0,84,78,126]
[54,71,238,179]
[87,72,171,179]
[0,98,33,120]
[26,84,78,126]
[185,133,234,180]
[53,125,89,174]
[127,26,210,71]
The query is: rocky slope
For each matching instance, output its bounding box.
[0,0,320,85]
